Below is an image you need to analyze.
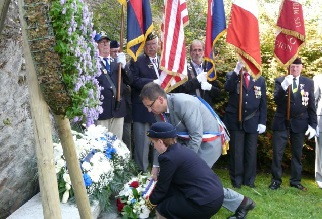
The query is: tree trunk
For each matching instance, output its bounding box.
[17,0,62,218]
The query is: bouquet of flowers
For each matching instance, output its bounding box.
[116,174,156,219]
[54,124,136,209]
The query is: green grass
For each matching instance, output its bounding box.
[210,168,322,219]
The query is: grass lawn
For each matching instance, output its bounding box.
[211,168,322,219]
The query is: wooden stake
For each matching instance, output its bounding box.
[18,0,62,217]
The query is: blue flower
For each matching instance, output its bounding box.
[83,173,92,187]
[131,198,137,204]
[105,147,116,159]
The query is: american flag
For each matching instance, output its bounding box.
[159,0,189,93]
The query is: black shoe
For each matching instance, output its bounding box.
[247,184,256,188]
[227,197,255,219]
[232,183,241,189]
[269,181,280,190]
[290,183,307,191]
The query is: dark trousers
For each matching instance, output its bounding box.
[157,187,223,219]
[229,130,258,186]
[271,130,305,185]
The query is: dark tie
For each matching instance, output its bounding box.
[292,78,298,93]
[152,58,158,68]
[244,72,249,88]
[103,58,110,73]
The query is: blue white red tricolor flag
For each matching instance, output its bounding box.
[159,0,189,93]
[274,0,305,67]
[118,0,153,62]
[226,0,262,79]
[204,0,226,81]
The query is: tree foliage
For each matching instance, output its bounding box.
[90,0,322,173]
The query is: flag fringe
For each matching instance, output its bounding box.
[230,46,262,80]
[164,76,188,93]
[274,41,306,68]
[277,27,306,41]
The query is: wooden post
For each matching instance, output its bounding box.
[18,1,62,218]
[18,0,92,218]
[0,0,10,34]
[54,115,93,219]
[238,72,243,129]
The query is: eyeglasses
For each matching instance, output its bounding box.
[147,98,157,108]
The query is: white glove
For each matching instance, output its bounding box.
[234,61,244,75]
[196,72,207,83]
[116,52,126,69]
[257,124,266,134]
[153,79,161,85]
[281,75,293,90]
[305,125,316,140]
[201,81,212,91]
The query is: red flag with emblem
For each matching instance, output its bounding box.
[274,0,305,67]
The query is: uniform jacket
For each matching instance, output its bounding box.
[224,71,267,133]
[272,75,317,132]
[171,61,221,106]
[130,53,158,123]
[155,93,222,167]
[149,142,224,206]
[96,59,132,119]
[314,74,322,131]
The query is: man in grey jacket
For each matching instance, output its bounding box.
[313,74,322,188]
[140,82,256,219]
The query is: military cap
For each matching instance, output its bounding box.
[146,32,157,41]
[94,31,110,42]
[110,40,120,48]
[147,122,177,139]
[292,57,302,64]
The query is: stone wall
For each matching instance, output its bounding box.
[0,1,39,218]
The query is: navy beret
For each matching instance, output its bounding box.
[94,31,110,42]
[292,57,302,64]
[147,122,177,139]
[110,40,120,48]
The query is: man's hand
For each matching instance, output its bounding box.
[281,75,293,90]
[151,166,159,181]
[197,72,207,83]
[116,52,126,68]
[305,125,316,140]
[234,61,244,75]
[201,81,212,91]
[257,124,266,134]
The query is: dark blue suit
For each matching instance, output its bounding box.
[129,53,158,171]
[171,61,222,106]
[96,59,132,120]
[271,76,317,185]
[224,71,267,186]
[150,143,224,219]
[130,53,158,123]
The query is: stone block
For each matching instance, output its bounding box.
[7,193,101,219]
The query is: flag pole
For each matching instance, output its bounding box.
[116,4,124,110]
[286,67,291,127]
[238,70,243,129]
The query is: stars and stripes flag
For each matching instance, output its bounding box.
[226,0,262,79]
[159,0,189,93]
[118,0,153,62]
[274,0,305,67]
[204,0,226,81]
